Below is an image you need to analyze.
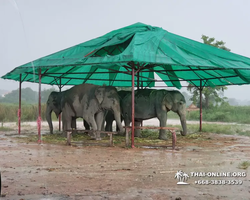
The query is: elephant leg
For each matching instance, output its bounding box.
[157,112,168,140]
[71,117,77,134]
[71,117,76,129]
[105,115,113,132]
[83,119,90,130]
[115,116,123,132]
[134,121,142,137]
[95,112,105,140]
[105,110,115,132]
[62,116,72,137]
[105,120,113,132]
[84,114,99,139]
[101,111,107,131]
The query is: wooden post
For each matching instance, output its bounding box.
[109,133,113,146]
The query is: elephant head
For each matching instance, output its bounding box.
[95,86,124,133]
[46,91,63,134]
[163,90,187,136]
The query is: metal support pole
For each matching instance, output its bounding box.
[137,72,140,90]
[137,72,143,127]
[59,78,62,131]
[199,80,203,132]
[37,68,42,143]
[140,72,143,127]
[18,75,22,135]
[131,65,135,148]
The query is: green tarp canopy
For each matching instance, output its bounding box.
[2,22,250,88]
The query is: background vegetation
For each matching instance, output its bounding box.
[0,96,250,125]
[0,87,56,124]
[0,84,250,125]
[167,101,250,124]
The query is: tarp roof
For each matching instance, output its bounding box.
[2,22,250,88]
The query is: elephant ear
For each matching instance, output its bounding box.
[95,87,105,104]
[164,94,174,111]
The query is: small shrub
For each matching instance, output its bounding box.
[187,111,199,120]
[238,161,250,169]
[0,126,14,131]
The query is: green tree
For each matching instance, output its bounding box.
[0,87,57,104]
[187,35,229,109]
[41,87,57,103]
[0,87,38,104]
[181,91,192,106]
[189,86,227,108]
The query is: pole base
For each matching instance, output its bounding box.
[37,140,42,144]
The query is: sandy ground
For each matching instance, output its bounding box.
[0,119,250,200]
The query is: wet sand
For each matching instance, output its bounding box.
[0,121,250,200]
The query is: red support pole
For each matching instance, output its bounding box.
[18,75,22,135]
[199,80,202,132]
[140,72,143,128]
[131,65,135,148]
[59,78,62,131]
[37,68,42,143]
[137,72,140,90]
[137,72,143,127]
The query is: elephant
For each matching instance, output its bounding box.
[122,89,187,140]
[46,84,124,140]
[46,91,89,134]
[105,90,131,132]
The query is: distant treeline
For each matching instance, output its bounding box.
[0,87,56,104]
[0,87,57,123]
[168,102,250,124]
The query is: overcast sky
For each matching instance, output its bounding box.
[1,0,250,100]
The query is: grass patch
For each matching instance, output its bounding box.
[186,105,250,124]
[11,122,250,147]
[237,161,250,169]
[186,133,204,139]
[0,126,14,131]
[183,123,250,136]
[13,133,67,144]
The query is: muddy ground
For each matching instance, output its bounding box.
[0,120,250,200]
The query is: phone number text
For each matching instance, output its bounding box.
[194,180,243,185]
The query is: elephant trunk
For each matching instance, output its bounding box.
[113,107,124,133]
[46,106,53,134]
[179,114,187,136]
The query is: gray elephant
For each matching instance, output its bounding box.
[46,84,124,140]
[105,90,131,132]
[122,89,187,140]
[46,91,90,134]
